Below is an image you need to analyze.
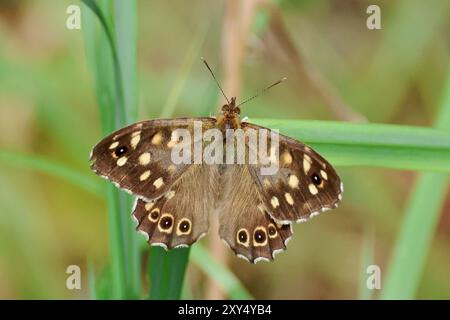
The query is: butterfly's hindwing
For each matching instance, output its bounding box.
[133,164,219,249]
[243,123,343,224]
[218,165,293,263]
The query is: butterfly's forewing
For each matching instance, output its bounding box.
[90,118,216,201]
[243,123,343,224]
[133,164,219,249]
[218,165,293,263]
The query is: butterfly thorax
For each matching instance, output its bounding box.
[216,97,241,131]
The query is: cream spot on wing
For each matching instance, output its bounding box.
[153,177,164,189]
[130,131,141,149]
[109,141,119,150]
[168,165,177,173]
[145,202,154,211]
[281,151,293,166]
[263,178,271,187]
[308,184,318,195]
[117,157,127,166]
[165,190,175,200]
[288,174,299,189]
[320,170,328,180]
[139,170,151,181]
[151,132,163,145]
[167,131,179,148]
[271,196,280,208]
[285,193,294,205]
[303,154,311,174]
[139,152,151,165]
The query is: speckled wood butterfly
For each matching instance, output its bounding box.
[90,60,343,263]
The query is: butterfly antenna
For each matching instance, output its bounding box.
[236,77,287,108]
[201,57,230,105]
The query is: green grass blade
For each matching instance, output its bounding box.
[82,0,132,299]
[148,247,191,299]
[166,247,191,299]
[113,0,141,299]
[81,0,114,45]
[82,0,115,135]
[82,0,125,299]
[88,260,98,300]
[254,120,450,172]
[82,0,127,125]
[114,0,138,123]
[190,245,253,300]
[381,65,450,299]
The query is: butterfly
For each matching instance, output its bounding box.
[89,60,343,263]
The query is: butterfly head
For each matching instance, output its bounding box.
[221,97,240,116]
[218,97,242,129]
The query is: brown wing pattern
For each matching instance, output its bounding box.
[217,165,293,263]
[90,117,216,201]
[242,122,343,224]
[133,164,219,249]
[90,117,342,263]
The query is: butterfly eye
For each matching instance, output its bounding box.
[311,173,322,186]
[114,145,128,157]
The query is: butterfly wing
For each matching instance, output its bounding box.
[242,122,343,224]
[90,117,216,201]
[132,164,219,249]
[218,165,293,263]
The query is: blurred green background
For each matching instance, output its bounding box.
[0,0,449,299]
